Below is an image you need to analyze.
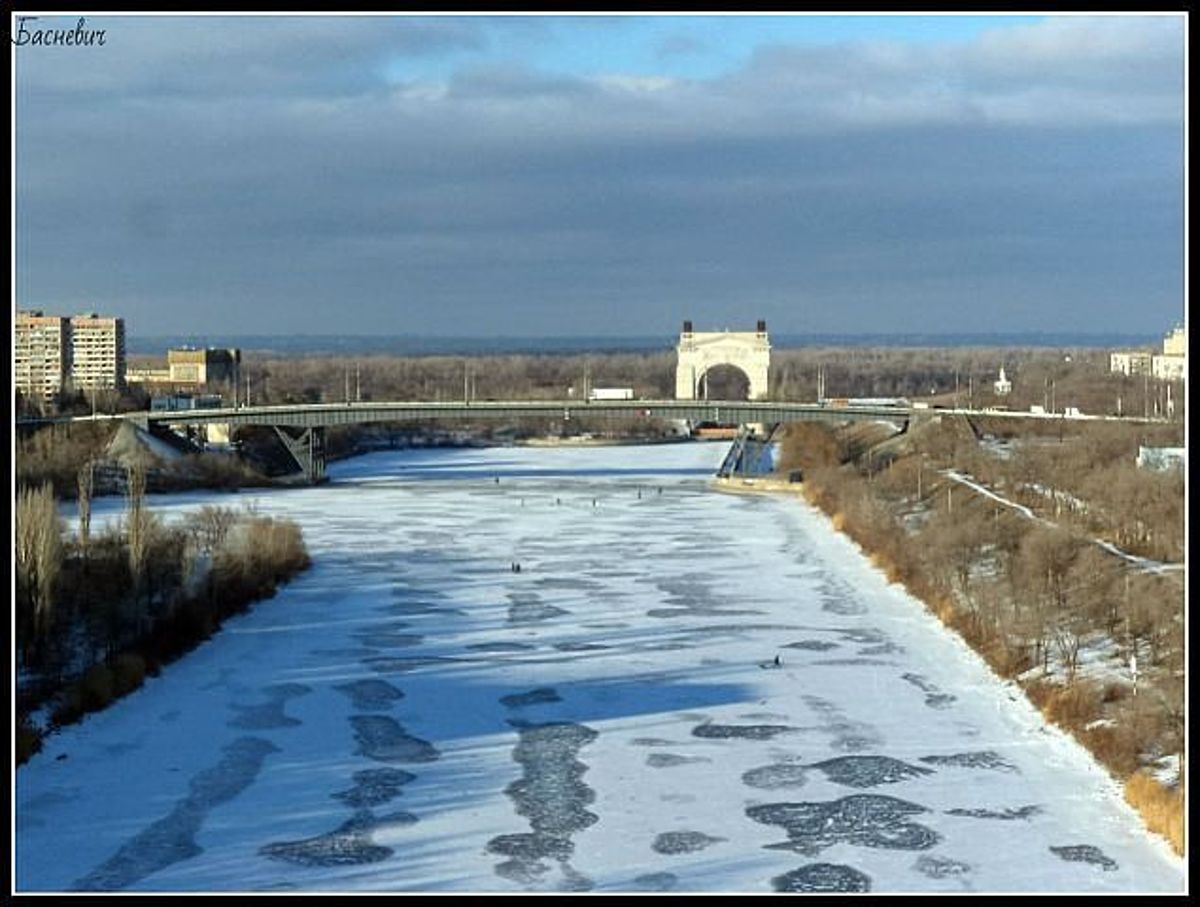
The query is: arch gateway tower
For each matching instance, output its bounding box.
[675,320,771,401]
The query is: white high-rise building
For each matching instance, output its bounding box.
[15,310,70,398]
[68,313,126,390]
[14,309,126,398]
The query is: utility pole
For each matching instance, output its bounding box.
[356,363,361,402]
[464,362,469,402]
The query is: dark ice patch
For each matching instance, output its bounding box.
[821,598,867,616]
[334,679,404,711]
[818,577,869,617]
[632,872,677,891]
[73,737,278,891]
[784,640,840,651]
[363,656,449,674]
[914,854,973,879]
[772,863,872,893]
[260,808,418,867]
[488,721,599,888]
[333,768,417,809]
[919,751,1019,773]
[860,643,904,656]
[630,737,676,747]
[354,630,425,649]
[350,715,440,763]
[692,722,795,741]
[647,753,711,768]
[487,832,574,862]
[947,805,1042,820]
[312,647,375,658]
[651,831,724,855]
[507,592,569,624]
[806,756,934,788]
[801,695,884,753]
[740,711,789,721]
[553,642,612,652]
[646,607,761,619]
[834,627,889,645]
[742,763,809,790]
[901,673,958,710]
[748,794,940,856]
[467,641,537,652]
[501,688,562,708]
[813,658,896,667]
[1049,845,1118,871]
[227,683,311,730]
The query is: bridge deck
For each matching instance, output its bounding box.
[15,400,1168,429]
[129,399,911,429]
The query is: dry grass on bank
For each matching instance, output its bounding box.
[1124,771,1185,855]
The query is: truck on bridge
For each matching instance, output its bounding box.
[588,387,635,401]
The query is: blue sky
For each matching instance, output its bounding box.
[14,13,1186,338]
[380,15,1048,83]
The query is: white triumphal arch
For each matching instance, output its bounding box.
[675,320,771,401]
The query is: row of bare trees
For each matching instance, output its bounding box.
[16,467,310,704]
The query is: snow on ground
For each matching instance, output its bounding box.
[18,444,1185,893]
[942,470,1048,524]
[941,470,1182,574]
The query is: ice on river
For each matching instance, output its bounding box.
[17,443,1185,893]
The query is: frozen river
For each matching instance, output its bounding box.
[16,443,1185,893]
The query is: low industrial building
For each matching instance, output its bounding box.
[168,347,241,386]
[1111,325,1185,382]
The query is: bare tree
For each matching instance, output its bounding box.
[77,462,94,552]
[126,464,155,636]
[191,505,238,555]
[15,483,63,664]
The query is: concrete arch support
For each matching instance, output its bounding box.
[675,321,771,400]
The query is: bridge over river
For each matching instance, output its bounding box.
[17,399,1167,484]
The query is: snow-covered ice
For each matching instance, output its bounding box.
[17,443,1186,893]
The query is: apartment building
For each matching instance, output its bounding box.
[69,313,126,390]
[15,310,70,397]
[14,309,126,397]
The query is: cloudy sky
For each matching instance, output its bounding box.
[13,13,1186,338]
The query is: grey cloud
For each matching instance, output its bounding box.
[17,15,487,101]
[14,15,1184,336]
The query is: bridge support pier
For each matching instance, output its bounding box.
[273,426,326,484]
[717,423,780,478]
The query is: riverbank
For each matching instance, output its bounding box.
[711,465,1184,858]
[520,434,692,448]
[16,507,311,767]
